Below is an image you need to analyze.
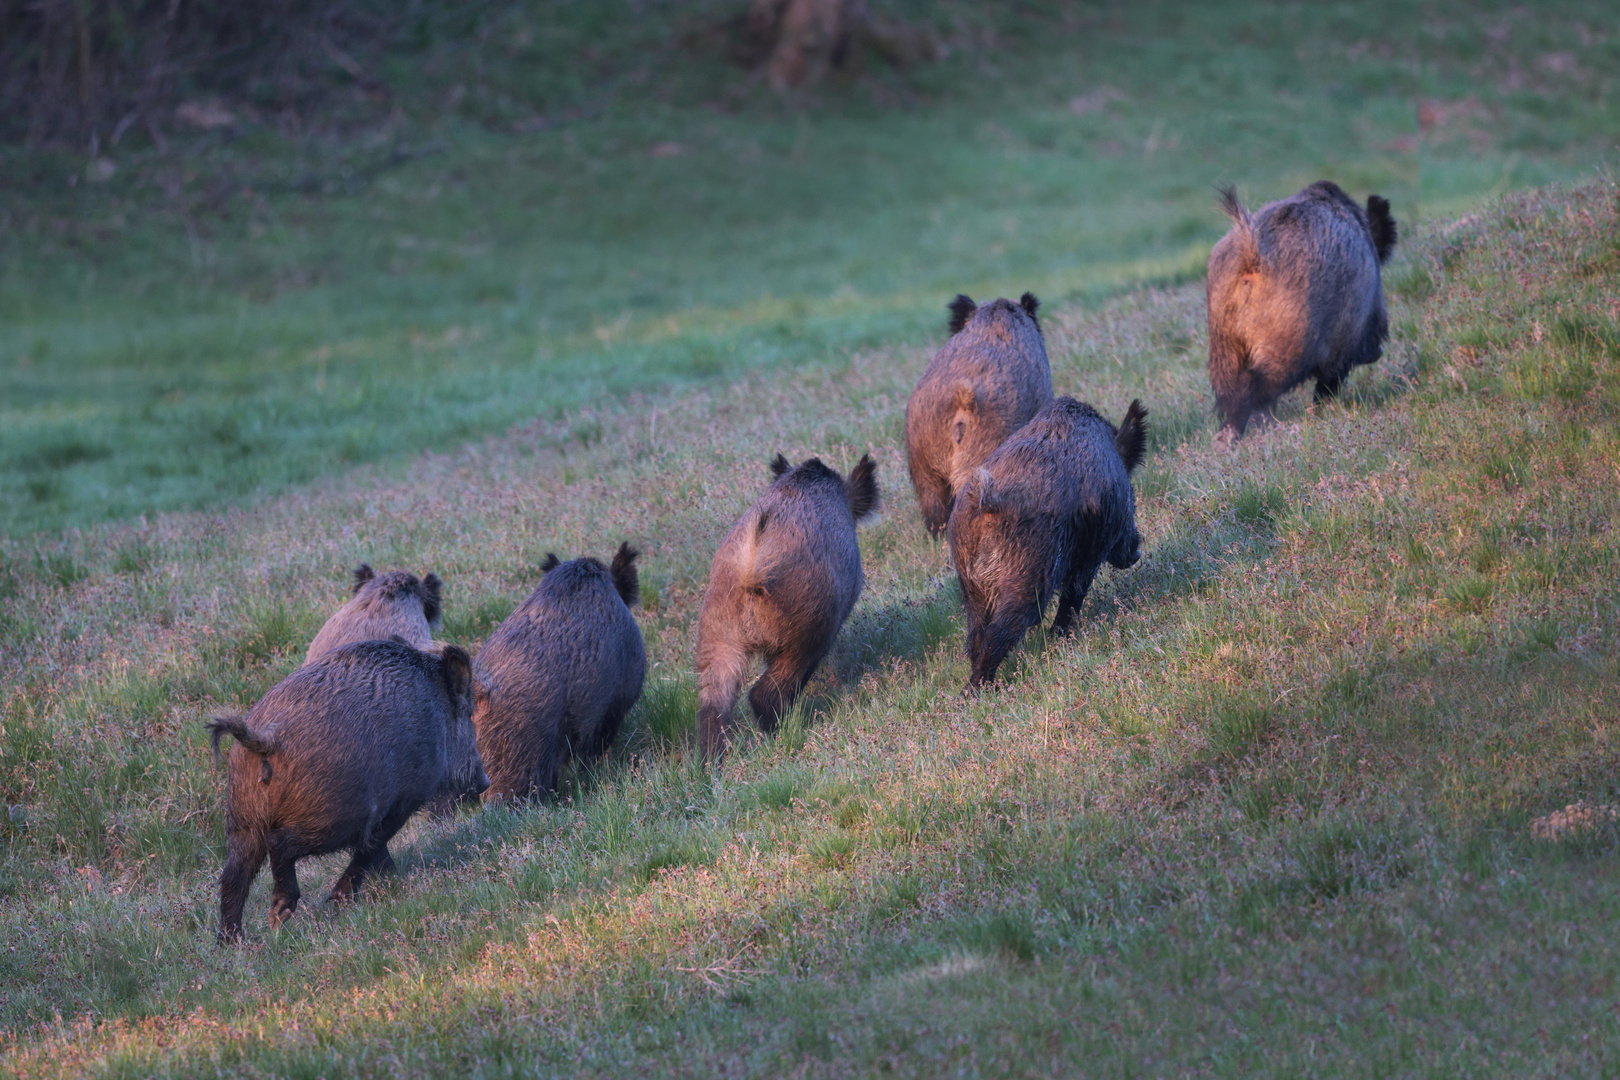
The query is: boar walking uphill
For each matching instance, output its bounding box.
[905,293,1052,535]
[696,454,880,758]
[949,397,1147,689]
[1206,180,1397,442]
[208,639,486,942]
[473,545,647,802]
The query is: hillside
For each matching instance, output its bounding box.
[0,175,1616,1075]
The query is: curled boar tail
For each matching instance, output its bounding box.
[846,454,881,523]
[351,563,375,594]
[1116,400,1148,473]
[610,542,640,607]
[1366,195,1397,263]
[947,294,977,335]
[206,714,274,758]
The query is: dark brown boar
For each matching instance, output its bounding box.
[1206,181,1397,442]
[208,639,485,943]
[304,565,443,665]
[948,396,1147,688]
[696,454,880,757]
[472,544,646,802]
[905,293,1052,534]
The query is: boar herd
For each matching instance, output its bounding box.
[209,180,1395,941]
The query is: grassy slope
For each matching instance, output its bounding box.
[3,0,1618,536]
[1,174,1617,1075]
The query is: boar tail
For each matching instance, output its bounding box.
[1116,400,1149,473]
[947,294,977,335]
[1366,195,1397,263]
[351,563,375,594]
[206,714,275,758]
[1019,292,1040,332]
[421,573,443,624]
[610,543,640,607]
[846,454,881,523]
[1216,185,1258,269]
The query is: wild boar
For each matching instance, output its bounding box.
[208,638,485,943]
[905,293,1052,534]
[304,565,442,665]
[696,453,880,757]
[948,396,1147,688]
[472,544,646,802]
[1206,181,1397,442]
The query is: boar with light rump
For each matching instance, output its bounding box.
[472,544,646,802]
[905,292,1051,535]
[1206,180,1397,443]
[696,453,880,758]
[208,638,486,943]
[304,565,442,665]
[949,396,1147,689]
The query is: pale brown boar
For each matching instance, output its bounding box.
[948,396,1147,688]
[304,565,442,665]
[1206,181,1397,442]
[472,544,646,802]
[905,293,1052,534]
[208,639,485,943]
[696,454,880,757]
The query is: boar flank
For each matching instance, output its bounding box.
[209,639,485,943]
[473,543,646,802]
[1207,181,1396,442]
[304,565,443,665]
[696,454,880,757]
[905,293,1052,534]
[949,396,1147,688]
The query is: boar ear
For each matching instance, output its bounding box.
[846,454,881,523]
[769,453,791,477]
[540,554,561,574]
[420,573,443,624]
[610,542,640,607]
[1019,292,1040,331]
[438,645,474,707]
[1365,194,1397,264]
[351,564,375,594]
[1115,399,1148,473]
[947,294,977,335]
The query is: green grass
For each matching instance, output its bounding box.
[2,4,1620,1076]
[1,169,1617,1076]
[4,0,1619,536]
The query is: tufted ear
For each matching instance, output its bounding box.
[1019,291,1040,331]
[769,453,791,477]
[540,554,561,574]
[610,542,640,607]
[420,573,443,624]
[947,294,977,335]
[351,564,376,594]
[438,645,474,710]
[845,454,880,523]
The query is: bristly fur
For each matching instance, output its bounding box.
[421,573,442,624]
[207,714,274,758]
[610,543,640,607]
[770,453,791,477]
[1366,195,1397,263]
[947,294,978,336]
[1019,292,1040,331]
[350,564,376,594]
[1115,400,1148,473]
[846,454,880,522]
[539,554,561,574]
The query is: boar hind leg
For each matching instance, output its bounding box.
[218,832,267,943]
[265,832,303,929]
[1051,564,1101,637]
[968,608,1033,688]
[697,645,747,759]
[748,647,824,734]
